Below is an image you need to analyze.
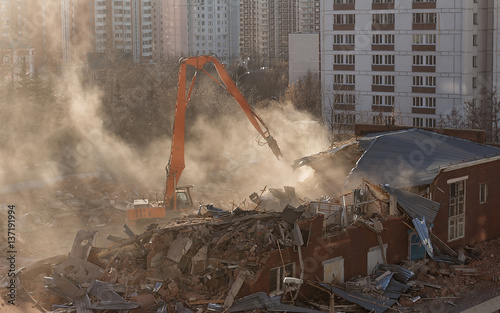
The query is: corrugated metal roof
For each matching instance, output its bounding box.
[384,278,410,300]
[382,186,440,226]
[227,292,324,313]
[318,283,397,313]
[346,129,500,189]
[375,264,415,283]
[291,142,357,170]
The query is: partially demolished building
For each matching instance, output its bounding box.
[4,128,500,312]
[293,128,500,273]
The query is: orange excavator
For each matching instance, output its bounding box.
[126,55,282,223]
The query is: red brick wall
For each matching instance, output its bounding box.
[243,215,409,297]
[431,159,500,249]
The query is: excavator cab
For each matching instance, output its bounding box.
[126,185,194,224]
[172,185,194,210]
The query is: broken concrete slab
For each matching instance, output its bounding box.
[70,230,98,260]
[55,257,104,284]
[223,270,249,308]
[167,237,193,263]
[46,272,87,301]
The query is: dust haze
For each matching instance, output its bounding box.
[0,0,331,259]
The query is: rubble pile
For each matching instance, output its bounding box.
[1,208,317,313]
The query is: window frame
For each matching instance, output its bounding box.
[448,179,466,241]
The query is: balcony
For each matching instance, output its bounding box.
[372,44,394,51]
[371,65,394,71]
[412,1,436,9]
[333,44,355,51]
[372,23,395,31]
[412,86,435,93]
[372,85,394,92]
[334,104,355,111]
[412,44,435,51]
[333,84,355,91]
[334,64,355,71]
[412,23,436,30]
[412,107,436,114]
[333,3,355,10]
[333,24,355,31]
[372,3,395,10]
[412,65,435,72]
[372,105,394,113]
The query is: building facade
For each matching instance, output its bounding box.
[91,0,153,63]
[162,0,239,64]
[321,0,500,130]
[240,0,320,69]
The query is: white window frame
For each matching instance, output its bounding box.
[480,183,488,204]
[448,179,466,241]
[269,263,295,294]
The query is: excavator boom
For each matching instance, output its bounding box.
[165,55,282,208]
[126,55,282,223]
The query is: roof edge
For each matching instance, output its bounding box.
[442,154,500,172]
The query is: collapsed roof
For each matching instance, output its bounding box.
[294,128,500,192]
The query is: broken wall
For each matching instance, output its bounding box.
[245,215,409,299]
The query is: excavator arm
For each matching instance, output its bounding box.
[165,55,282,209]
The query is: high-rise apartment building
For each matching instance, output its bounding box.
[321,0,500,129]
[162,0,239,64]
[1,0,90,69]
[92,0,153,63]
[240,0,320,68]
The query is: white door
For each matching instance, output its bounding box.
[367,244,387,275]
[323,257,344,284]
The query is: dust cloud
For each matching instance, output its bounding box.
[0,0,332,260]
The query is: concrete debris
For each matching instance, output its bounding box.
[4,176,500,313]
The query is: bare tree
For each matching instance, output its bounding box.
[323,84,360,136]
[464,88,500,142]
[438,88,500,142]
[285,71,322,119]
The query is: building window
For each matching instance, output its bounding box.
[473,77,477,89]
[334,74,355,85]
[373,34,394,45]
[413,97,436,107]
[473,56,477,68]
[373,95,394,106]
[413,117,423,127]
[335,94,356,105]
[334,113,356,124]
[373,75,394,86]
[413,13,436,24]
[480,183,488,204]
[333,34,355,44]
[373,115,394,125]
[333,54,355,64]
[413,34,436,45]
[413,55,436,66]
[413,76,436,87]
[373,13,395,24]
[333,0,354,3]
[473,13,478,25]
[333,14,355,25]
[373,54,394,65]
[269,263,294,293]
[425,118,436,128]
[473,34,478,46]
[448,180,465,241]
